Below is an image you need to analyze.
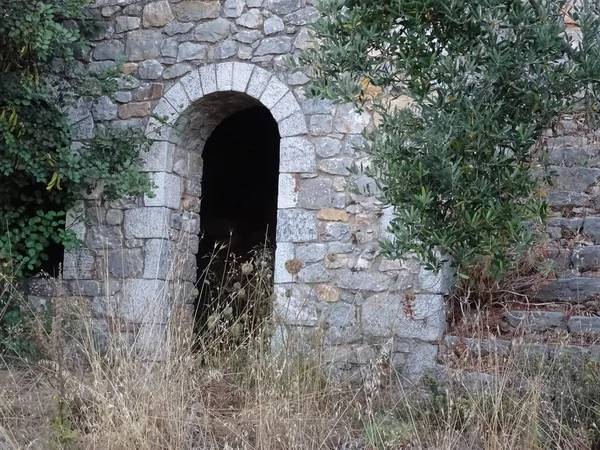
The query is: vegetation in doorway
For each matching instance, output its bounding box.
[300,0,600,288]
[0,0,154,357]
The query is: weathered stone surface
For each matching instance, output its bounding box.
[334,104,371,134]
[297,263,330,283]
[237,9,263,28]
[323,302,355,327]
[280,137,316,172]
[105,209,123,225]
[195,18,232,42]
[144,172,182,209]
[298,178,333,209]
[583,217,600,242]
[108,249,144,277]
[315,137,342,158]
[264,16,285,34]
[177,42,208,62]
[143,1,174,27]
[224,0,245,17]
[143,239,173,280]
[318,157,352,175]
[277,209,318,242]
[116,16,141,33]
[533,277,600,303]
[164,21,194,36]
[552,167,600,192]
[274,242,295,283]
[137,59,163,79]
[215,39,238,59]
[315,284,341,303]
[120,279,170,323]
[255,37,293,55]
[266,0,302,14]
[274,284,318,326]
[118,101,151,119]
[336,270,390,292]
[294,28,313,50]
[94,40,125,60]
[278,173,299,208]
[320,222,350,241]
[86,226,123,249]
[284,6,319,25]
[124,208,170,239]
[140,141,173,172]
[91,95,118,121]
[573,245,600,272]
[234,30,263,43]
[568,316,600,335]
[503,311,566,332]
[296,243,327,263]
[279,111,308,137]
[173,1,221,21]
[126,30,163,60]
[317,208,349,222]
[546,190,590,208]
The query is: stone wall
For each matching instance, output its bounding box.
[28,0,451,381]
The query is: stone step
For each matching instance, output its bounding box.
[443,335,600,361]
[532,277,600,302]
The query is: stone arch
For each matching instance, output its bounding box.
[140,62,313,328]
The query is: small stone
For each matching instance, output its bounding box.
[116,16,141,33]
[266,0,302,14]
[159,64,191,81]
[319,157,352,176]
[317,208,349,222]
[173,1,221,21]
[298,178,334,209]
[234,30,263,43]
[118,102,151,119]
[310,114,333,135]
[86,226,123,249]
[91,95,117,121]
[93,40,125,61]
[314,137,342,158]
[134,83,164,101]
[277,209,318,242]
[113,91,132,103]
[215,40,238,59]
[288,71,310,85]
[296,243,327,263]
[297,264,330,283]
[334,104,371,134]
[264,16,285,35]
[137,59,163,79]
[255,37,293,55]
[105,209,124,225]
[284,6,319,25]
[238,45,253,59]
[177,42,208,62]
[143,1,175,27]
[195,18,232,42]
[294,28,313,50]
[164,22,194,36]
[237,9,263,28]
[224,0,245,17]
[161,38,179,57]
[101,6,120,17]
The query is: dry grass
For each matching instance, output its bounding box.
[0,249,599,449]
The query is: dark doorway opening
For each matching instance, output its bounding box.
[195,105,280,338]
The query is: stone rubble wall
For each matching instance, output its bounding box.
[24,0,451,380]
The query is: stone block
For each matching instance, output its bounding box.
[118,101,151,119]
[164,82,190,113]
[334,104,371,134]
[318,157,352,175]
[298,178,334,209]
[297,263,330,283]
[146,99,178,141]
[63,249,96,280]
[546,191,590,208]
[216,62,234,91]
[361,293,445,341]
[273,284,318,326]
[177,42,208,62]
[503,311,566,332]
[232,62,254,92]
[180,70,203,101]
[234,30,263,43]
[143,1,174,27]
[276,209,318,242]
[319,222,350,241]
[255,37,293,56]
[140,141,173,172]
[173,1,221,21]
[552,166,600,192]
[94,40,125,61]
[278,173,299,208]
[583,217,600,242]
[195,18,232,42]
[418,262,453,294]
[568,316,600,335]
[278,111,308,137]
[120,279,171,324]
[323,302,355,327]
[164,22,194,36]
[91,95,118,121]
[124,208,170,239]
[314,137,342,158]
[143,239,174,280]
[116,16,141,33]
[285,6,319,25]
[224,0,245,17]
[335,270,390,292]
[404,342,439,380]
[260,77,289,108]
[274,242,295,283]
[199,64,218,94]
[266,0,302,15]
[246,67,273,98]
[279,137,316,172]
[270,91,302,121]
[144,172,182,209]
[317,209,349,222]
[237,8,263,28]
[126,30,163,61]
[573,245,600,272]
[264,16,285,34]
[296,243,327,263]
[86,225,124,249]
[137,59,163,79]
[162,63,193,80]
[532,277,600,303]
[108,248,144,277]
[215,39,238,59]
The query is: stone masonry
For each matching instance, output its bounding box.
[27,0,452,381]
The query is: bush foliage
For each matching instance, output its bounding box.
[302,0,600,281]
[0,0,153,355]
